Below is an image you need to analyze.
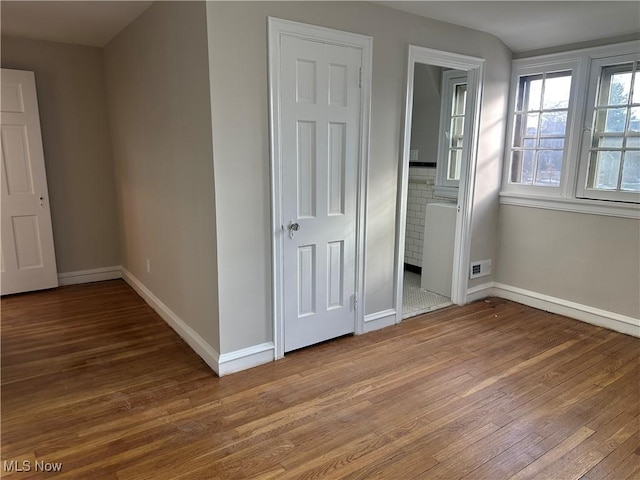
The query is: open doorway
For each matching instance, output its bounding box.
[402,65,467,318]
[394,46,485,322]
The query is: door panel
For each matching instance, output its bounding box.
[1,69,58,295]
[280,35,362,352]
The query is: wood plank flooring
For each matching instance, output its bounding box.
[1,279,639,479]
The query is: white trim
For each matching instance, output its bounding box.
[516,40,640,63]
[268,17,372,359]
[493,282,640,338]
[465,282,495,303]
[500,191,640,219]
[363,309,396,333]
[396,45,486,323]
[464,280,639,337]
[58,266,122,286]
[120,267,221,375]
[218,342,275,376]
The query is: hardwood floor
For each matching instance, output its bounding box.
[1,280,639,479]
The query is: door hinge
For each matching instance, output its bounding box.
[353,292,359,310]
[359,68,363,89]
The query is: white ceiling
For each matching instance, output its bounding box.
[379,1,640,53]
[0,1,153,47]
[0,1,638,52]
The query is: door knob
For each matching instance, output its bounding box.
[288,220,300,239]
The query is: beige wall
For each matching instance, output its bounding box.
[497,206,640,319]
[1,36,120,273]
[104,2,220,350]
[206,1,512,353]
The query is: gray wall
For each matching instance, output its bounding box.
[497,206,640,319]
[1,36,120,274]
[410,63,442,165]
[206,1,512,353]
[104,2,220,350]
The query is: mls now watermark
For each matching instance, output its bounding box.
[3,459,63,473]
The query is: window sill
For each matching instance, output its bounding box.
[499,191,640,219]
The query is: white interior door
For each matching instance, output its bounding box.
[1,69,58,295]
[280,35,362,352]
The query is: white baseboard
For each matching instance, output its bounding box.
[492,282,640,338]
[363,308,397,333]
[58,265,122,286]
[121,267,221,375]
[465,282,495,303]
[218,342,275,376]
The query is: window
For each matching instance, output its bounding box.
[578,56,640,202]
[436,70,467,197]
[509,71,572,187]
[446,81,467,181]
[501,41,640,217]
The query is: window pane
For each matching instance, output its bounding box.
[608,70,632,105]
[629,106,640,132]
[454,84,467,115]
[525,113,539,136]
[604,107,628,132]
[627,136,640,148]
[525,77,542,111]
[598,136,624,148]
[540,111,567,135]
[535,150,562,186]
[633,70,640,104]
[590,150,621,190]
[543,73,572,109]
[539,138,564,149]
[513,114,537,146]
[621,151,640,191]
[448,149,461,180]
[523,138,536,149]
[451,116,464,136]
[510,150,535,184]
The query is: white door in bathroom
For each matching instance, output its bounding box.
[277,29,363,352]
[1,69,58,295]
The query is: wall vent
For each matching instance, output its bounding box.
[470,259,491,279]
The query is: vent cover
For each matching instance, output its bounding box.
[470,259,491,279]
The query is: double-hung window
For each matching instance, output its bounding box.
[577,55,640,203]
[503,59,579,197]
[501,41,640,216]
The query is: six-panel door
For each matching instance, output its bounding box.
[280,35,362,352]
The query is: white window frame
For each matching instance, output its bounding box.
[501,57,584,199]
[435,69,467,198]
[500,41,640,219]
[576,53,640,203]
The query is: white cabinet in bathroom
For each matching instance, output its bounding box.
[421,203,457,297]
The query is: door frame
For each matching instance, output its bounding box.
[395,45,485,322]
[268,17,373,359]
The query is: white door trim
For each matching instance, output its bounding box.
[396,45,485,322]
[268,17,372,359]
